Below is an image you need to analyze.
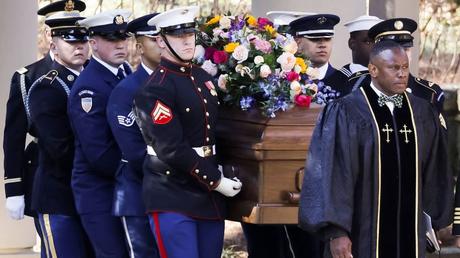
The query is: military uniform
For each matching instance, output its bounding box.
[68,9,132,258]
[134,6,242,258]
[3,53,52,216]
[106,12,160,258]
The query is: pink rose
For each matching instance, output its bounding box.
[258,17,273,29]
[254,39,272,54]
[286,71,300,82]
[213,51,228,64]
[201,60,218,76]
[204,47,217,60]
[232,45,249,62]
[295,94,312,107]
[218,74,228,91]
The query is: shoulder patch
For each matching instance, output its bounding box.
[42,70,58,84]
[151,100,172,125]
[16,67,28,74]
[117,111,136,127]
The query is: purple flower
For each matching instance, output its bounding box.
[240,96,254,110]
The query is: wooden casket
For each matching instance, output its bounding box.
[216,105,323,224]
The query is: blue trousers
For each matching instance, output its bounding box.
[121,216,159,258]
[33,216,46,258]
[38,213,89,258]
[80,212,128,258]
[148,212,224,258]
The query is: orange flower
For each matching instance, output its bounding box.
[205,15,221,26]
[224,42,240,53]
[246,15,257,27]
[295,57,307,74]
[264,25,276,36]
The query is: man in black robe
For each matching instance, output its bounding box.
[299,41,452,258]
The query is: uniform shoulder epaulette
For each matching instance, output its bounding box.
[16,67,28,75]
[348,71,369,81]
[42,70,59,84]
[414,76,438,88]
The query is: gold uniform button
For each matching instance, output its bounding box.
[204,99,207,104]
[160,69,164,73]
[203,175,207,180]
[210,181,214,186]
[198,88,202,92]
[195,169,199,174]
[186,108,190,112]
[207,125,211,129]
[166,171,170,175]
[206,137,210,142]
[191,76,195,80]
[206,112,209,117]
[218,101,220,105]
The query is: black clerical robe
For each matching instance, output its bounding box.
[299,83,452,258]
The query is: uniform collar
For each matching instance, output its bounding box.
[349,62,368,74]
[141,62,154,75]
[316,63,329,80]
[160,57,192,75]
[92,55,125,76]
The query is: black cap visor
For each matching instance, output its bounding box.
[161,22,196,35]
[377,34,414,48]
[92,30,132,41]
[52,27,89,42]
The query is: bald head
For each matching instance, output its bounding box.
[368,41,409,96]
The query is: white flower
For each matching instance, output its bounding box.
[282,40,298,54]
[213,28,224,37]
[306,67,320,80]
[259,64,272,78]
[294,64,302,74]
[201,60,218,76]
[254,56,264,65]
[219,16,232,29]
[290,80,301,93]
[232,45,249,62]
[218,74,228,91]
[276,52,296,72]
[194,45,205,62]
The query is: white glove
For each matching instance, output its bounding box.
[214,176,242,197]
[6,195,25,220]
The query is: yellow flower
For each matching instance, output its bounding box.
[264,25,276,36]
[246,15,257,27]
[206,15,221,26]
[296,57,307,74]
[224,42,240,53]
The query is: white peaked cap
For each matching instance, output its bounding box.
[343,15,383,33]
[147,6,199,33]
[266,11,316,26]
[78,9,131,28]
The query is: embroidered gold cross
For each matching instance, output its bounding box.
[382,123,393,143]
[399,124,412,143]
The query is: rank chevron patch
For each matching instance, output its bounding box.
[151,100,173,124]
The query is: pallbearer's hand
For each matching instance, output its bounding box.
[214,177,242,197]
[330,236,352,258]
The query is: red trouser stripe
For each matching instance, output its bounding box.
[152,213,168,258]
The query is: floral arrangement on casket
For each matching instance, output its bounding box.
[194,14,339,117]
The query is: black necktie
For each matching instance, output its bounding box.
[117,67,125,80]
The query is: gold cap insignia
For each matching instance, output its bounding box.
[428,81,434,87]
[439,113,447,130]
[114,15,124,25]
[65,0,75,12]
[317,17,327,25]
[394,20,404,30]
[181,9,189,15]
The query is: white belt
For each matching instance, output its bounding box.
[147,145,216,158]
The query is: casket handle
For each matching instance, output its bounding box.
[286,167,304,204]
